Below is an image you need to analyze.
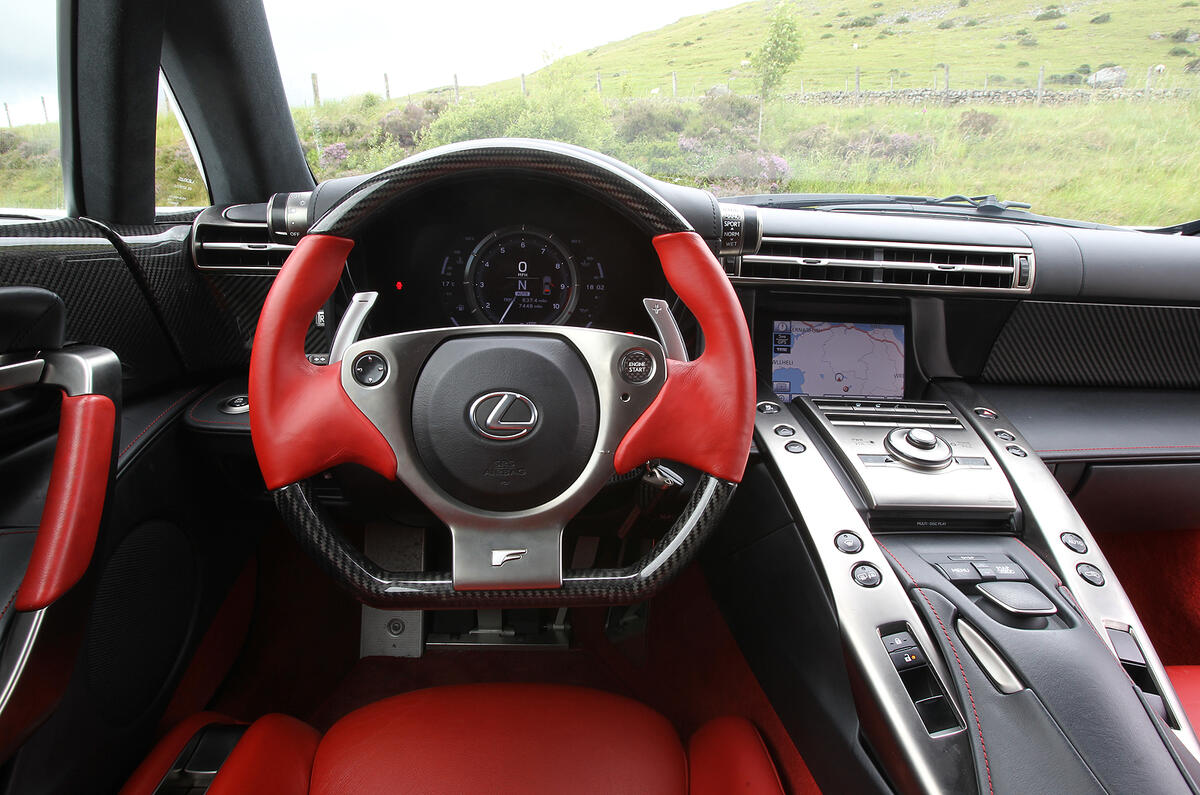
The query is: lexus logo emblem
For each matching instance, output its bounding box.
[469,391,539,440]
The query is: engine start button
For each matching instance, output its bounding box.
[618,348,655,385]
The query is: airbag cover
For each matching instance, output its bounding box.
[411,335,597,511]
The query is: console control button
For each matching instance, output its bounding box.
[885,427,953,469]
[852,563,883,588]
[784,441,807,454]
[352,353,388,386]
[835,532,863,554]
[617,349,654,384]
[938,562,980,582]
[974,407,998,419]
[905,427,938,450]
[1005,445,1028,458]
[1061,532,1088,554]
[218,395,249,415]
[882,631,915,651]
[992,560,1027,581]
[757,401,781,414]
[1077,563,1105,587]
[977,581,1057,615]
[774,425,796,437]
[994,429,1016,442]
[973,562,997,580]
[890,646,927,671]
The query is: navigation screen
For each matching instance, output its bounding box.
[770,320,905,400]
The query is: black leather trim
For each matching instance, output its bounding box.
[880,536,1195,794]
[117,386,205,475]
[0,531,37,640]
[183,379,250,435]
[973,385,1200,462]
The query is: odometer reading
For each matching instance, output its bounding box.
[465,227,578,325]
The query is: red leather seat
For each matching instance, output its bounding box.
[122,684,785,795]
[1167,666,1200,729]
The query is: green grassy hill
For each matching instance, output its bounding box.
[528,0,1200,96]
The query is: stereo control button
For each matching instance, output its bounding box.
[352,353,388,386]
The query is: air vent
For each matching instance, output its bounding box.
[191,206,294,271]
[735,236,1033,293]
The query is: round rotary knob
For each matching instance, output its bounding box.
[905,427,938,450]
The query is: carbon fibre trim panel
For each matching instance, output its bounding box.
[309,140,692,239]
[273,476,735,608]
[0,221,179,396]
[981,301,1200,389]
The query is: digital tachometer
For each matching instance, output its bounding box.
[464,227,578,325]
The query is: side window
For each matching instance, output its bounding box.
[155,76,208,209]
[0,6,63,212]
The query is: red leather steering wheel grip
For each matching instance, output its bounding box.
[614,232,754,484]
[249,234,396,490]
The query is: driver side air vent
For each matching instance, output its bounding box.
[734,237,1034,294]
[191,205,294,272]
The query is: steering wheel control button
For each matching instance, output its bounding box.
[1005,445,1028,458]
[617,348,654,384]
[885,427,953,469]
[834,532,864,554]
[852,563,883,588]
[352,353,388,386]
[773,425,796,438]
[994,429,1016,442]
[218,394,250,415]
[757,401,781,415]
[882,631,916,652]
[1061,532,1089,554]
[889,646,927,671]
[905,428,938,450]
[784,441,806,454]
[1077,563,1106,587]
[974,407,998,419]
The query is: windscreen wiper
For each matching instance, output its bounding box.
[727,192,1031,213]
[1147,218,1200,236]
[922,194,1032,212]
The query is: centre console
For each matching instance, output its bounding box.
[708,300,1200,794]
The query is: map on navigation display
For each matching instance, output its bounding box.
[770,320,905,400]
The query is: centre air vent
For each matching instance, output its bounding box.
[734,236,1033,293]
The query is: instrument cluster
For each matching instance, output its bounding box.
[353,176,661,337]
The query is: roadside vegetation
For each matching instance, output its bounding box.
[3,0,1199,226]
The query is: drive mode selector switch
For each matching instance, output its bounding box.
[884,427,953,469]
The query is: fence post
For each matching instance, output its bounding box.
[596,72,602,93]
[855,66,861,101]
[3,103,10,127]
[521,73,527,96]
[1036,66,1045,104]
[672,71,677,97]
[384,73,390,100]
[453,74,460,104]
[41,96,49,123]
[984,74,988,90]
[311,73,320,106]
[944,64,951,94]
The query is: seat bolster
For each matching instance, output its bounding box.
[688,716,785,795]
[208,713,320,795]
[1168,666,1200,729]
[119,712,236,795]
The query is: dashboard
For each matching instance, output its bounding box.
[348,175,665,339]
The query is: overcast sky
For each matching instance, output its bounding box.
[1,0,744,126]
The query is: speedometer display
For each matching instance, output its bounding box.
[465,227,577,325]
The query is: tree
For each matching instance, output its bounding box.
[753,1,803,144]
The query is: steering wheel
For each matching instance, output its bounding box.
[249,140,754,607]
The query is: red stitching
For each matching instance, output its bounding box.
[878,542,994,795]
[120,387,202,458]
[0,530,37,537]
[186,383,252,427]
[0,591,17,626]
